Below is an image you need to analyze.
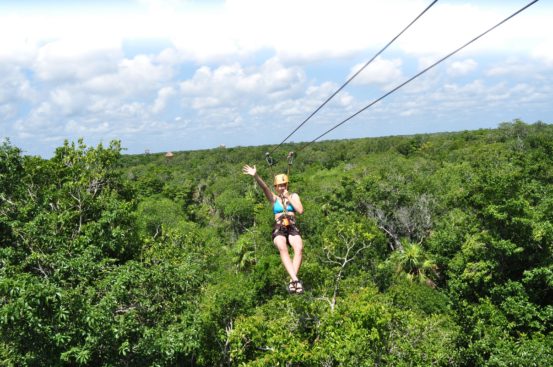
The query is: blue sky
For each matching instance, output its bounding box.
[1,0,551,157]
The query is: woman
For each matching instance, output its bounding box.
[242,164,305,294]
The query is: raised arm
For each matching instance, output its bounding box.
[242,164,275,203]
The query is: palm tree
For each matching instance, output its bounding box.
[392,242,438,287]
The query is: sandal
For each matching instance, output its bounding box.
[287,280,297,294]
[294,280,304,294]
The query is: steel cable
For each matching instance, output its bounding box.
[268,0,439,157]
[297,0,540,153]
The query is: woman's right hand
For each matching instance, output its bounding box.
[242,164,256,176]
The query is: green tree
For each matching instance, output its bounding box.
[320,215,383,311]
[389,242,438,287]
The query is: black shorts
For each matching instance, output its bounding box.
[272,218,301,241]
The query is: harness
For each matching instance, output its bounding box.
[274,195,294,225]
[266,151,297,228]
[273,198,295,214]
[276,213,295,227]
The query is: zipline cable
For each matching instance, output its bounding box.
[296,0,540,153]
[267,0,439,156]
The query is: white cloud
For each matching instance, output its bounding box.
[2,1,550,65]
[65,119,110,134]
[1,0,552,157]
[261,59,306,98]
[533,40,553,66]
[0,104,17,120]
[12,102,61,140]
[4,46,177,140]
[0,67,33,104]
[152,86,176,113]
[397,3,487,56]
[80,54,173,96]
[116,55,174,92]
[351,57,403,87]
[486,60,534,78]
[338,93,354,107]
[30,51,175,125]
[30,102,54,121]
[305,81,355,112]
[50,87,86,116]
[447,59,477,76]
[0,35,36,64]
[191,96,221,110]
[431,80,488,110]
[34,37,121,81]
[180,59,306,110]
[166,0,440,63]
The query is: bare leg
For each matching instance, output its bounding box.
[273,236,298,281]
[288,235,303,275]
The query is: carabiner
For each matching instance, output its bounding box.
[287,151,295,166]
[265,152,275,167]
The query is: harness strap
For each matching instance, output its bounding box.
[265,151,275,178]
[286,151,295,177]
[276,214,295,227]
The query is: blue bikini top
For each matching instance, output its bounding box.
[273,199,295,214]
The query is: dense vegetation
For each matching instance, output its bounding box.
[1,119,552,366]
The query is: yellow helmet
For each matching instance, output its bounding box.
[273,174,289,186]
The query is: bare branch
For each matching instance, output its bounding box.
[33,263,50,278]
[115,305,137,314]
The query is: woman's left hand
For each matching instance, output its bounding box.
[242,164,256,176]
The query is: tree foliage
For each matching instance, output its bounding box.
[2,120,552,366]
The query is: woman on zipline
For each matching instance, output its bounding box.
[242,164,304,294]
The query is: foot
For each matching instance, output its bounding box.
[293,280,304,294]
[287,280,297,293]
